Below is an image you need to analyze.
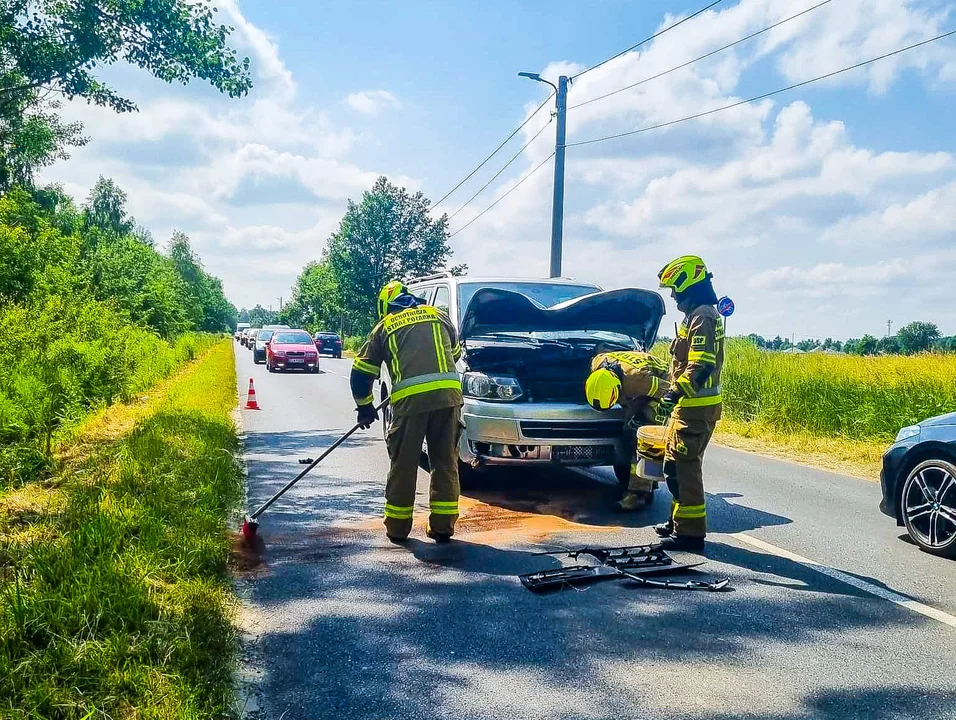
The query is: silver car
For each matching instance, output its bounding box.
[384,273,664,485]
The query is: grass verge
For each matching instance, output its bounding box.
[0,339,242,719]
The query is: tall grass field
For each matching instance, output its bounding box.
[0,340,243,718]
[654,339,956,474]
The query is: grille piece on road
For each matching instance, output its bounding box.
[521,420,623,440]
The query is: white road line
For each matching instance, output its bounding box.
[730,532,956,629]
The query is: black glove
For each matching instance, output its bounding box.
[356,404,378,429]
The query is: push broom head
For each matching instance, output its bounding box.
[240,515,259,543]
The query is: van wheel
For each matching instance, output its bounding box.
[613,462,631,487]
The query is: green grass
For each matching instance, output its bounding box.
[0,340,242,719]
[653,339,956,476]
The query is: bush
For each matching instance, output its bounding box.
[344,335,365,353]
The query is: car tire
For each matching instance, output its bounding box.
[613,462,631,487]
[901,458,956,558]
[335,352,342,359]
[267,361,275,373]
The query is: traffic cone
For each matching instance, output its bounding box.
[245,378,260,410]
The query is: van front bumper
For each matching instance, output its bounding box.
[457,398,629,468]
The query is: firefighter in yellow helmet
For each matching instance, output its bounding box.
[585,351,670,511]
[654,256,724,552]
[350,280,463,543]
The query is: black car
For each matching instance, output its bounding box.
[880,412,956,558]
[313,332,343,358]
[253,329,275,364]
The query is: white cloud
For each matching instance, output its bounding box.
[346,90,401,115]
[448,0,956,338]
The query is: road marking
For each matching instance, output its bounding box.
[731,532,956,628]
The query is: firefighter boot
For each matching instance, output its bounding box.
[617,491,654,512]
[658,534,705,552]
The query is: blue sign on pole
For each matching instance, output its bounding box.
[717,296,735,318]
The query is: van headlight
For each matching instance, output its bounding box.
[463,372,523,401]
[895,425,920,442]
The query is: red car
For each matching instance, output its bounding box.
[266,330,320,373]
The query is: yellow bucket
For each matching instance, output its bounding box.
[637,424,667,461]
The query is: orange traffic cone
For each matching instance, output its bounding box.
[245,378,260,410]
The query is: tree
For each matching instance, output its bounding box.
[325,176,460,333]
[168,231,236,332]
[896,321,940,355]
[282,261,341,332]
[877,335,900,355]
[855,334,878,355]
[0,92,86,192]
[247,304,278,327]
[747,333,766,348]
[796,338,820,352]
[83,177,134,237]
[0,1,252,115]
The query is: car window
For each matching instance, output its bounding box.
[412,286,435,304]
[257,330,274,341]
[273,331,313,344]
[433,285,450,312]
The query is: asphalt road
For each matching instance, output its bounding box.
[232,343,956,720]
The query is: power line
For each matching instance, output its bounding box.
[566,30,956,148]
[449,117,553,221]
[571,0,724,81]
[450,153,555,238]
[570,0,833,111]
[430,93,553,210]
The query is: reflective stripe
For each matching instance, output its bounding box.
[384,503,414,519]
[677,375,695,396]
[649,376,659,397]
[451,343,462,360]
[687,351,716,364]
[388,333,401,383]
[679,393,722,408]
[391,375,462,403]
[677,323,688,339]
[382,306,441,335]
[432,322,447,373]
[352,359,381,377]
[430,501,459,515]
[674,503,706,519]
[356,394,374,406]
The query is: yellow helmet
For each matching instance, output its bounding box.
[658,255,710,294]
[377,280,407,319]
[585,368,621,411]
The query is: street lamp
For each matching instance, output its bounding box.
[520,70,569,279]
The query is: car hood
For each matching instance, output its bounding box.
[272,343,316,352]
[459,287,665,349]
[921,411,956,427]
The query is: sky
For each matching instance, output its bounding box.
[42,0,956,341]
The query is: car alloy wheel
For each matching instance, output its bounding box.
[901,459,956,558]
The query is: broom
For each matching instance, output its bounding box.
[239,399,389,545]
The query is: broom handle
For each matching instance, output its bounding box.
[249,399,389,521]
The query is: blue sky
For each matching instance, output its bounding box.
[44,0,956,340]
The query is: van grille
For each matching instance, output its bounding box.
[520,420,623,440]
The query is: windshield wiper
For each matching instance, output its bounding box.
[477,333,572,349]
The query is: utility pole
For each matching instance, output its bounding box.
[549,75,569,278]
[519,72,570,278]
[887,319,893,338]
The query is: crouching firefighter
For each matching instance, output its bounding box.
[655,256,724,552]
[350,281,464,544]
[585,351,671,512]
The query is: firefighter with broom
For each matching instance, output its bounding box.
[350,280,463,544]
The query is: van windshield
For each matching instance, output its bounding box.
[457,282,599,321]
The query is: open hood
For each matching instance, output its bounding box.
[459,287,665,349]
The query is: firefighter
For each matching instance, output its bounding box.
[654,255,724,552]
[350,280,463,543]
[585,351,670,512]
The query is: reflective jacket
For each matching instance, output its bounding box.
[590,351,670,424]
[669,304,724,412]
[351,304,463,417]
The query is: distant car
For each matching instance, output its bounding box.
[881,412,956,558]
[235,322,250,340]
[253,329,275,364]
[240,329,254,347]
[313,332,343,358]
[267,330,320,373]
[245,329,259,349]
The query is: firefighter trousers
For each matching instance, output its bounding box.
[383,405,461,539]
[663,409,718,538]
